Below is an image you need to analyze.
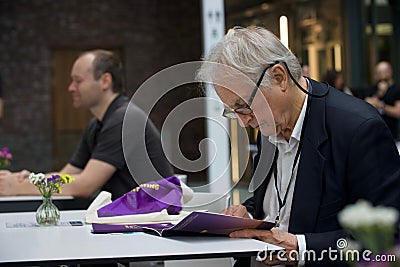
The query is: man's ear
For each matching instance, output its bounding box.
[100,72,113,91]
[271,64,288,92]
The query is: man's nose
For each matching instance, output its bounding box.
[236,113,253,127]
[68,82,76,92]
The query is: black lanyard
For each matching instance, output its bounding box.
[272,88,312,227]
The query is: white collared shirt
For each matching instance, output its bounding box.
[261,92,308,266]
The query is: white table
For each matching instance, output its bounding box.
[0,210,282,266]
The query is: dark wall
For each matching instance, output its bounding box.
[0,0,203,175]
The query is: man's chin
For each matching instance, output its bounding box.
[259,124,277,137]
[72,102,81,109]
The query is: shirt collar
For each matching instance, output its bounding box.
[291,93,308,142]
[100,94,127,123]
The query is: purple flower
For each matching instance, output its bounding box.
[47,177,57,184]
[0,147,12,161]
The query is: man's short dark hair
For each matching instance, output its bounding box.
[84,49,125,94]
[324,69,339,87]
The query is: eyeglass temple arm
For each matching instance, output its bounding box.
[247,62,279,104]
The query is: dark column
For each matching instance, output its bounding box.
[343,0,366,97]
[390,0,400,83]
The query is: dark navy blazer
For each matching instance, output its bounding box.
[243,79,400,266]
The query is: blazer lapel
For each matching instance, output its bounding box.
[252,134,277,219]
[289,80,329,234]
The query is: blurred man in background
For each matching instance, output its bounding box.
[0,49,173,199]
[365,61,400,139]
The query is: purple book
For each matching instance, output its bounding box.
[92,211,275,237]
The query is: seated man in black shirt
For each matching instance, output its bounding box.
[0,50,173,199]
[365,61,400,139]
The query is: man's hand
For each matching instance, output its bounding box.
[220,204,250,218]
[16,170,30,182]
[230,228,299,266]
[365,96,381,108]
[0,170,19,196]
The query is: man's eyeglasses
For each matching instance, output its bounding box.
[222,62,278,119]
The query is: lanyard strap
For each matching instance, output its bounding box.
[272,141,302,213]
[272,84,312,226]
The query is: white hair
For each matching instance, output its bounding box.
[197,26,301,88]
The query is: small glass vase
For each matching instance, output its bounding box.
[36,195,60,226]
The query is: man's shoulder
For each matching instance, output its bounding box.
[327,87,377,119]
[103,98,129,124]
[388,83,400,98]
[103,100,150,130]
[84,117,99,131]
[310,85,383,137]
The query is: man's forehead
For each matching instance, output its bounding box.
[213,74,252,95]
[209,65,255,104]
[214,84,247,106]
[71,55,94,77]
[213,67,252,84]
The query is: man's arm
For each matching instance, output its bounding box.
[59,163,82,175]
[55,159,116,198]
[0,159,116,197]
[380,99,400,118]
[0,170,38,195]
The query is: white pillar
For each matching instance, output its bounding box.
[201,0,231,194]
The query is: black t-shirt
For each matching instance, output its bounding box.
[369,83,400,138]
[70,95,173,199]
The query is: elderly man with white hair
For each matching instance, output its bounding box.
[197,26,400,267]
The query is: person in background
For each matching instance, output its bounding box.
[301,64,310,78]
[197,26,400,267]
[365,61,400,139]
[0,49,173,199]
[324,69,353,95]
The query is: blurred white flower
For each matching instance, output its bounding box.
[374,206,399,225]
[338,199,399,254]
[338,200,399,228]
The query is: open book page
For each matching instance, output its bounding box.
[92,211,275,236]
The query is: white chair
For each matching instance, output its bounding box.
[164,192,234,267]
[183,192,230,213]
[174,174,188,185]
